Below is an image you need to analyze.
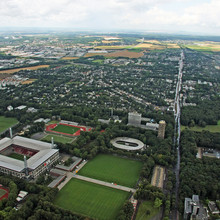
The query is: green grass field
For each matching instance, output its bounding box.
[136,201,160,220]
[78,154,143,187]
[0,189,6,198]
[0,116,18,133]
[7,153,30,161]
[52,124,80,134]
[181,120,220,133]
[41,134,74,144]
[54,179,129,220]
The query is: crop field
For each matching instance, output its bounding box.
[0,65,50,74]
[78,154,143,187]
[185,42,220,52]
[21,79,37,84]
[7,153,30,161]
[52,124,80,134]
[41,134,74,144]
[0,116,18,133]
[181,120,220,133]
[54,178,129,220]
[105,50,144,58]
[136,201,160,220]
[61,57,79,60]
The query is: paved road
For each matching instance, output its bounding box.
[73,174,136,193]
[57,160,87,190]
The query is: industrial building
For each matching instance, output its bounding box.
[0,136,59,179]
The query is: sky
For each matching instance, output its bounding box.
[0,0,220,35]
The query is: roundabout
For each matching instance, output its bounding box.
[110,137,144,151]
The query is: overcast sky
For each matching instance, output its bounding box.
[0,0,220,35]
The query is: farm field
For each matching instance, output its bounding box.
[41,134,74,144]
[0,65,50,74]
[0,116,18,133]
[21,79,37,85]
[136,201,160,220]
[185,42,220,52]
[54,178,129,220]
[78,154,143,187]
[7,153,30,161]
[105,50,144,58]
[181,120,220,133]
[61,57,79,60]
[52,124,80,134]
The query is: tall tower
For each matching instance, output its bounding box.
[158,120,166,139]
[9,127,13,139]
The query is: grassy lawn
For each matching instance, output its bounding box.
[52,124,80,134]
[41,134,73,144]
[78,154,143,187]
[181,120,220,133]
[0,116,18,133]
[92,59,104,64]
[54,179,129,220]
[136,201,160,220]
[7,153,30,161]
[0,189,6,198]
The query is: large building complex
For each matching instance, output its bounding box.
[0,136,59,179]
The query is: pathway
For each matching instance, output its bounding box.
[73,174,136,193]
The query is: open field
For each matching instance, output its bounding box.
[0,65,50,74]
[7,153,30,161]
[54,178,129,220]
[0,116,18,133]
[41,134,74,144]
[21,79,37,85]
[136,201,160,220]
[52,124,80,134]
[61,57,79,60]
[78,154,143,187]
[105,50,144,58]
[181,121,220,133]
[135,43,165,50]
[151,165,165,188]
[185,42,220,52]
[94,45,130,50]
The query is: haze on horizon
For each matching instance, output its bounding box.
[0,0,220,35]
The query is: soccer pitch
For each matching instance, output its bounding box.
[52,124,80,134]
[7,153,30,161]
[78,154,143,187]
[41,134,73,144]
[54,178,129,220]
[0,116,18,133]
[0,189,6,198]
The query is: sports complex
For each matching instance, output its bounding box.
[0,136,59,179]
[46,122,92,137]
[0,186,9,201]
[54,154,143,220]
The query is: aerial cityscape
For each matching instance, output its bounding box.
[0,0,219,220]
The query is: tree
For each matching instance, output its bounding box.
[154,198,162,208]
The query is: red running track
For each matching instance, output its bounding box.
[0,186,9,201]
[46,123,89,137]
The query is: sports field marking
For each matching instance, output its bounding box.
[54,178,129,220]
[78,154,143,188]
[0,116,18,133]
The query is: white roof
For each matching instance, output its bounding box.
[0,136,58,172]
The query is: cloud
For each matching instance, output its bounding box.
[0,0,219,34]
